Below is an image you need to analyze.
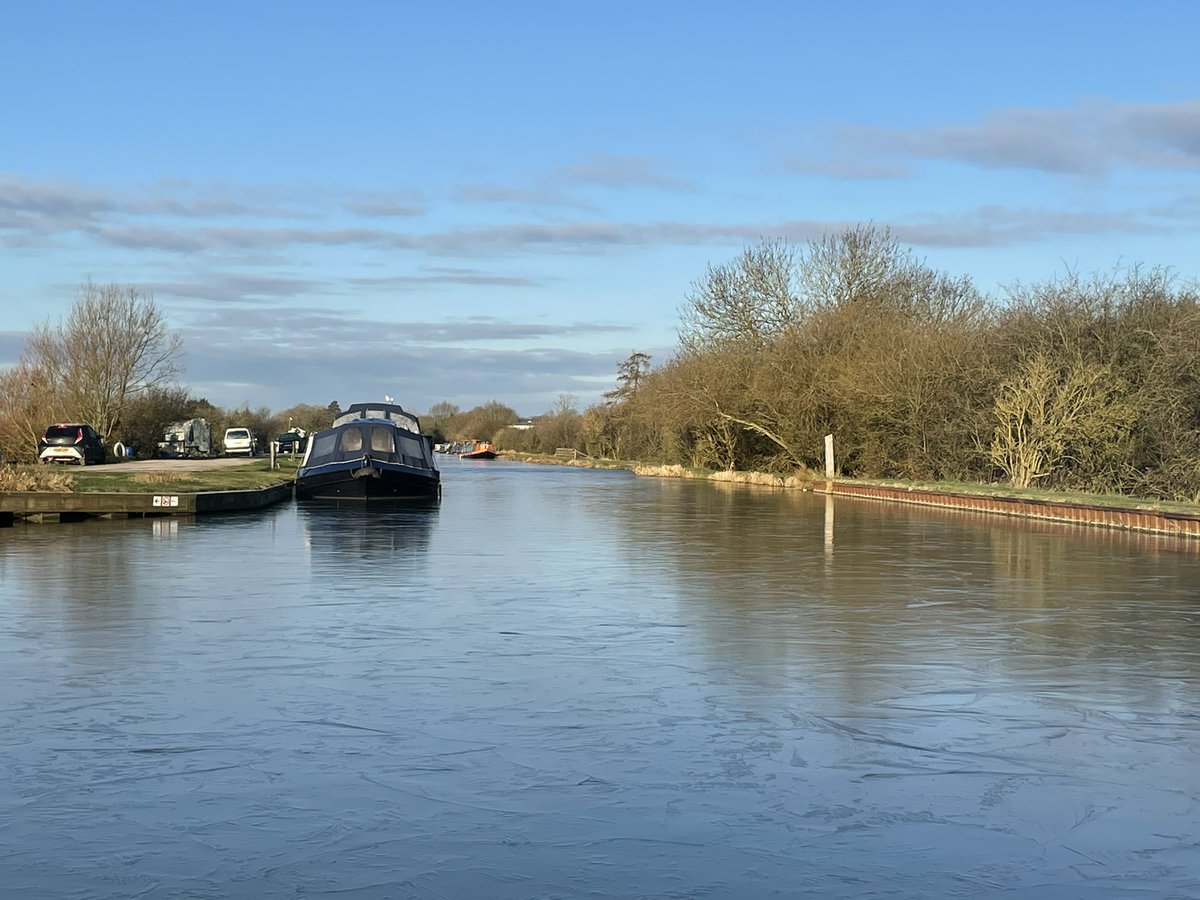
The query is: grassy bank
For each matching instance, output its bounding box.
[0,459,300,494]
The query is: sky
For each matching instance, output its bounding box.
[2,1,1198,417]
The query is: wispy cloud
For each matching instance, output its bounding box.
[788,99,1200,178]
[346,267,546,289]
[454,152,694,215]
[186,339,626,414]
[6,115,1199,268]
[453,183,596,213]
[0,174,114,240]
[552,153,696,191]
[341,188,427,217]
[778,158,911,181]
[891,205,1173,248]
[0,174,427,248]
[142,274,329,303]
[180,313,637,413]
[184,306,633,348]
[88,224,415,253]
[85,208,1199,258]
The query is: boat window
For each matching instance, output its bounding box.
[370,426,393,453]
[397,433,427,466]
[340,427,364,452]
[311,432,338,457]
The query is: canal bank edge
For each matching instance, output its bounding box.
[660,464,1200,539]
[503,452,1200,540]
[0,481,295,525]
[811,479,1200,539]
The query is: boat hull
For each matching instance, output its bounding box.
[295,459,441,503]
[459,450,496,460]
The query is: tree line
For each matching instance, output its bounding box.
[0,282,344,461]
[576,227,1200,502]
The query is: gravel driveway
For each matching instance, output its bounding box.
[107,456,287,473]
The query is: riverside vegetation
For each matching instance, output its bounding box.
[499,227,1200,506]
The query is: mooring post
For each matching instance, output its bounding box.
[824,434,835,480]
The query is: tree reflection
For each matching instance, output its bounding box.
[604,479,1200,709]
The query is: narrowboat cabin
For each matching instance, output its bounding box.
[295,402,440,503]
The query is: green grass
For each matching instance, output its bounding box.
[62,458,300,494]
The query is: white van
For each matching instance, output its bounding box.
[223,427,257,457]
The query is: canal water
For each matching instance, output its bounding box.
[2,460,1198,898]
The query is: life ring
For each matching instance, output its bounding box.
[113,442,125,458]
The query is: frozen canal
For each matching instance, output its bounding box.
[2,460,1199,898]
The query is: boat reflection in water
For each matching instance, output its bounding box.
[295,401,441,503]
[298,502,438,570]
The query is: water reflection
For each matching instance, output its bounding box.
[297,502,437,572]
[610,480,1200,710]
[1,471,1198,898]
[0,519,157,663]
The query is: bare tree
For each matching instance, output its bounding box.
[0,358,63,461]
[423,401,461,441]
[426,401,461,419]
[679,238,800,351]
[798,224,910,310]
[535,394,583,452]
[26,282,183,440]
[988,353,1131,489]
[455,401,518,442]
[116,385,196,460]
[273,402,335,436]
[672,228,992,477]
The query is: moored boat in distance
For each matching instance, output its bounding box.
[458,440,497,460]
[295,402,441,503]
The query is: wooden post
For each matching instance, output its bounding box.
[824,434,835,479]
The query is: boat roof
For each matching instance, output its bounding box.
[331,402,422,433]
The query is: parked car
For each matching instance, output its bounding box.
[276,430,307,454]
[223,427,258,457]
[38,423,107,466]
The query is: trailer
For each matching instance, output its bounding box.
[158,418,216,459]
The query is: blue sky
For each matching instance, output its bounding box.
[3,1,1198,416]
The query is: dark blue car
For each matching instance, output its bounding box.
[276,431,307,454]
